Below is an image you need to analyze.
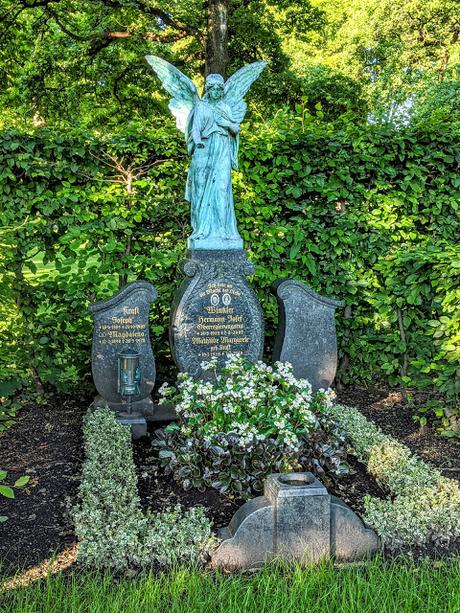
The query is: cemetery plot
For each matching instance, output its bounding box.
[0,387,459,575]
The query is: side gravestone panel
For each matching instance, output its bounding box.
[170,250,264,378]
[89,281,157,418]
[272,279,342,391]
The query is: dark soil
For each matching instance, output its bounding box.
[0,387,458,576]
[0,396,89,576]
[337,387,460,481]
[133,434,243,529]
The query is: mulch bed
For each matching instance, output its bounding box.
[0,387,458,576]
[0,395,89,576]
[337,387,460,478]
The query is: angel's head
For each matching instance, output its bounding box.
[204,73,224,102]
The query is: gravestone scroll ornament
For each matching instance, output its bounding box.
[145,55,267,250]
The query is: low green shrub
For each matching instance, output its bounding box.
[73,406,215,570]
[146,505,216,567]
[331,403,460,546]
[153,356,349,497]
[415,400,460,438]
[72,407,152,570]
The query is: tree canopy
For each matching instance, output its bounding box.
[2,0,459,129]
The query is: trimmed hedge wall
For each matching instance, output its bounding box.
[0,117,458,408]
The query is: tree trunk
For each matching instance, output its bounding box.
[205,0,229,77]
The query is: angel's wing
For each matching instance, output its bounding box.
[223,61,267,123]
[145,55,199,133]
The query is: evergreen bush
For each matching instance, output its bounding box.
[73,406,215,570]
[331,404,460,545]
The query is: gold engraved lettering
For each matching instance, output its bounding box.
[96,309,148,346]
[123,306,139,315]
[185,280,253,360]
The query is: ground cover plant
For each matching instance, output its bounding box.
[153,355,349,497]
[331,404,460,546]
[73,407,215,571]
[2,557,460,613]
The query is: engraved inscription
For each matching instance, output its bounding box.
[187,281,251,360]
[95,308,148,346]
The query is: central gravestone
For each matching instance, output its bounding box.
[170,250,264,378]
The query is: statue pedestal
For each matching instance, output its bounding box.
[170,249,264,378]
[188,236,243,250]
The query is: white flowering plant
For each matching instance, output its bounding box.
[153,355,349,497]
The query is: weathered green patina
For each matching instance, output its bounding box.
[146,56,266,250]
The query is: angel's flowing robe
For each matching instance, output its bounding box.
[185,99,243,249]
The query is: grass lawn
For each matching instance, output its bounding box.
[2,557,460,613]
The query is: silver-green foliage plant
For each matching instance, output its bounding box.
[73,406,215,570]
[331,404,460,546]
[154,355,349,497]
[72,406,150,570]
[146,505,217,567]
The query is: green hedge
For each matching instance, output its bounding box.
[0,116,458,408]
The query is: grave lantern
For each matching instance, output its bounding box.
[117,349,141,400]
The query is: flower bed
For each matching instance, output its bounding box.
[154,356,349,497]
[73,377,460,570]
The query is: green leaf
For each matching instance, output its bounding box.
[0,485,15,499]
[14,475,30,488]
[303,254,317,276]
[289,242,301,259]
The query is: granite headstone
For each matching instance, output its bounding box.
[271,279,342,391]
[170,250,264,378]
[89,281,157,420]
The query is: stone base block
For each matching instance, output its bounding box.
[211,472,380,569]
[92,394,155,418]
[330,496,379,561]
[116,412,147,439]
[211,497,273,570]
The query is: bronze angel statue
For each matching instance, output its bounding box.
[146,56,267,250]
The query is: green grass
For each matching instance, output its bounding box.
[2,557,460,613]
